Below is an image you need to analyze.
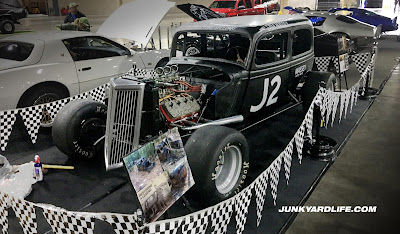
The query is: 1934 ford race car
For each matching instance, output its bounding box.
[52,15,335,206]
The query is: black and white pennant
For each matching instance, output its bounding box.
[101,213,140,234]
[283,139,294,185]
[234,184,254,234]
[88,84,107,104]
[294,121,306,163]
[269,155,283,206]
[210,198,234,234]
[10,197,37,234]
[254,170,268,227]
[19,105,43,144]
[315,56,333,72]
[42,206,66,234]
[181,208,211,234]
[0,192,9,234]
[63,211,96,234]
[46,98,70,121]
[0,110,18,151]
[350,53,370,75]
[147,218,183,234]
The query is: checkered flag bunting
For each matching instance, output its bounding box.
[269,155,283,205]
[350,53,370,75]
[0,110,18,151]
[181,209,211,234]
[332,57,339,73]
[0,192,9,234]
[147,219,182,234]
[330,94,340,127]
[304,103,314,140]
[88,84,107,104]
[314,56,332,72]
[19,105,43,144]
[10,197,37,234]
[254,171,268,227]
[101,213,140,234]
[42,206,66,234]
[129,68,157,79]
[282,139,294,185]
[234,185,253,234]
[68,92,88,102]
[210,198,234,234]
[294,121,306,163]
[63,210,96,234]
[46,98,70,121]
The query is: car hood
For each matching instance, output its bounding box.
[177,3,224,21]
[97,0,175,47]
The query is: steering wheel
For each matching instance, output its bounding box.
[225,46,247,63]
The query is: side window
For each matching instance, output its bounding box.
[292,29,312,56]
[244,0,252,8]
[238,0,245,9]
[63,36,130,61]
[255,32,288,66]
[254,0,261,4]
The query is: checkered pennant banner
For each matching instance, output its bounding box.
[147,218,183,234]
[269,155,283,205]
[294,121,306,164]
[234,184,254,234]
[0,192,9,234]
[181,208,211,234]
[68,92,88,102]
[88,84,107,104]
[46,98,70,121]
[315,56,333,72]
[210,198,234,234]
[282,139,294,185]
[304,102,314,140]
[350,53,370,75]
[10,197,37,234]
[19,105,43,144]
[0,110,18,151]
[100,213,140,234]
[330,93,340,127]
[63,210,96,234]
[42,206,67,234]
[350,82,360,113]
[338,90,352,123]
[129,68,157,79]
[332,57,339,73]
[254,170,268,227]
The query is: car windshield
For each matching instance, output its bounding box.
[0,41,34,61]
[172,32,251,66]
[210,1,236,9]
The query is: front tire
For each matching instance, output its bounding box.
[0,20,15,34]
[52,99,107,160]
[184,126,249,206]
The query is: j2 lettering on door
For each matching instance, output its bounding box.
[250,75,282,113]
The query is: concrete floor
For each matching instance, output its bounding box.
[287,62,400,233]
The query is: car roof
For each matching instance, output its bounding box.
[176,15,310,35]
[0,30,96,43]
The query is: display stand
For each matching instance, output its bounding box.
[303,104,337,161]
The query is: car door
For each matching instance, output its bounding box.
[63,36,134,92]
[244,30,290,116]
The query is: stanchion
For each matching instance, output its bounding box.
[303,105,337,161]
[359,42,378,100]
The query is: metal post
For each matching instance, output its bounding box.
[158,26,162,49]
[167,27,170,49]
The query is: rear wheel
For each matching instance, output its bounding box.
[18,86,68,127]
[184,125,249,206]
[52,99,107,160]
[0,20,15,34]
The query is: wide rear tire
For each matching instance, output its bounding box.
[52,99,107,160]
[184,125,249,206]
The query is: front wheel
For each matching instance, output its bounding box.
[184,126,249,206]
[0,20,15,34]
[52,99,107,160]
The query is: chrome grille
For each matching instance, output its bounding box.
[105,78,145,170]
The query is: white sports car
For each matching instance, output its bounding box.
[0,0,174,118]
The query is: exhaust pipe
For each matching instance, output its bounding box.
[181,115,244,131]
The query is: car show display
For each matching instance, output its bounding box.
[0,0,397,232]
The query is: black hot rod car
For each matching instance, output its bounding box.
[52,15,335,206]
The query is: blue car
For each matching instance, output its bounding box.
[328,8,398,32]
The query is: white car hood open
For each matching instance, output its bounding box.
[97,0,175,47]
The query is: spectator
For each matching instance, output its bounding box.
[57,17,91,32]
[64,2,86,23]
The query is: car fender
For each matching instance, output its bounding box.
[136,49,170,69]
[0,62,79,110]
